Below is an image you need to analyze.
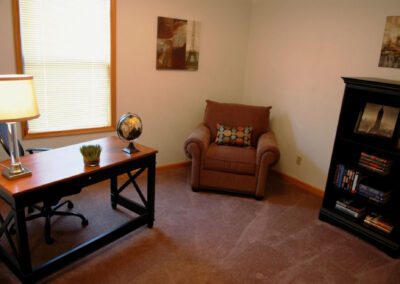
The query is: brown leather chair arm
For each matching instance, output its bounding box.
[256,131,280,167]
[184,123,211,159]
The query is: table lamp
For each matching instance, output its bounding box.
[0,75,39,179]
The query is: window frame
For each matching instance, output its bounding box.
[12,0,116,139]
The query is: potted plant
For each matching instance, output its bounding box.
[80,144,102,167]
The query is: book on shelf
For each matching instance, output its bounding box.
[358,159,391,170]
[360,152,392,164]
[363,212,394,234]
[358,152,392,175]
[358,184,391,204]
[358,162,391,175]
[333,164,360,193]
[335,198,366,218]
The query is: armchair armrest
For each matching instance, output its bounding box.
[184,123,211,159]
[256,131,280,166]
[184,123,211,189]
[26,147,51,155]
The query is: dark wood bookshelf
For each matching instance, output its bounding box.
[319,77,400,257]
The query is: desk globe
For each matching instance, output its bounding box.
[117,113,143,153]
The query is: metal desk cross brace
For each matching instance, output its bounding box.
[0,211,19,264]
[0,206,32,280]
[111,167,148,210]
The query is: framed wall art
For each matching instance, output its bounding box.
[379,16,400,69]
[354,102,400,139]
[156,16,200,71]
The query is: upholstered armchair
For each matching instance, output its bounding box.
[184,100,280,200]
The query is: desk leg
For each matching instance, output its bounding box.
[147,157,156,228]
[111,176,118,209]
[14,207,32,276]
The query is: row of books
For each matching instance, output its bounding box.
[335,198,365,218]
[364,212,394,234]
[358,184,391,204]
[333,160,393,204]
[335,199,394,234]
[333,164,360,193]
[358,152,392,175]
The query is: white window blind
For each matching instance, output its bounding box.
[17,0,113,135]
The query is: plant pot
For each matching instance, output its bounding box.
[83,158,100,167]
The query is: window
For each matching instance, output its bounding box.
[13,0,116,138]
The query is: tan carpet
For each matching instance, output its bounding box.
[1,166,400,283]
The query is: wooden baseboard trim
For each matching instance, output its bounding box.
[156,161,191,172]
[122,161,189,180]
[155,162,324,199]
[272,170,324,198]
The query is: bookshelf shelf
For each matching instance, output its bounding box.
[319,77,400,257]
[320,208,400,254]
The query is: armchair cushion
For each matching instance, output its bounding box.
[204,143,256,175]
[215,123,252,147]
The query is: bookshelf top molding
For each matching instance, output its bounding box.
[342,77,400,92]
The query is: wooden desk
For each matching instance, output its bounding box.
[0,136,157,282]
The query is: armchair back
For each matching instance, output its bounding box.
[203,100,271,147]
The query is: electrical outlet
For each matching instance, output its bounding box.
[296,156,302,165]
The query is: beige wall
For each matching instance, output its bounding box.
[1,0,400,192]
[244,0,400,190]
[0,0,251,163]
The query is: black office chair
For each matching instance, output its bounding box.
[0,123,88,244]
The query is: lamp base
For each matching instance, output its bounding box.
[2,167,32,180]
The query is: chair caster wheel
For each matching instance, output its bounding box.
[67,202,74,209]
[82,219,89,226]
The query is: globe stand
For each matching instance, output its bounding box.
[122,142,140,154]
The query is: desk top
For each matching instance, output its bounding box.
[0,136,157,197]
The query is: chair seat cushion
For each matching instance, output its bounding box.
[204,143,256,175]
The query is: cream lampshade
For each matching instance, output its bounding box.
[0,74,39,179]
